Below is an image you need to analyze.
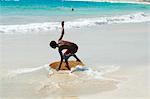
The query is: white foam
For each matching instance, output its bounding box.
[70,65,120,79]
[0,22,60,34]
[0,12,150,34]
[7,64,49,77]
[7,63,120,81]
[65,0,150,5]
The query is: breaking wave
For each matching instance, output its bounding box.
[65,0,150,5]
[0,12,150,34]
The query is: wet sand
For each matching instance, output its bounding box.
[0,22,149,99]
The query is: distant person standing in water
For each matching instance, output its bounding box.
[49,21,82,71]
[72,8,74,11]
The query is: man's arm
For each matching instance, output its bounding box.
[58,21,64,41]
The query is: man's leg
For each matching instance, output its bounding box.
[64,55,71,70]
[73,54,81,62]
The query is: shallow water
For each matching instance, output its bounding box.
[1,0,150,25]
[0,22,149,99]
[1,63,120,98]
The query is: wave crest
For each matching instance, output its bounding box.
[0,12,150,34]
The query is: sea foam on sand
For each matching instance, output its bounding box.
[6,63,120,97]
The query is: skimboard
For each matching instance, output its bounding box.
[49,60,84,70]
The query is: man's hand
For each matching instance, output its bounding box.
[61,21,64,28]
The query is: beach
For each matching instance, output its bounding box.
[0,22,149,99]
[0,0,150,99]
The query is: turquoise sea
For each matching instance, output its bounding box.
[0,0,150,33]
[1,0,150,16]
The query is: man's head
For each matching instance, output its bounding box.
[50,41,58,49]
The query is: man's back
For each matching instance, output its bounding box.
[58,40,78,53]
[58,40,74,46]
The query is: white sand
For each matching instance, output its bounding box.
[0,22,150,99]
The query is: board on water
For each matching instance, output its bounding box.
[49,60,84,70]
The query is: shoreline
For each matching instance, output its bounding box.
[1,12,150,34]
[65,0,150,5]
[0,22,149,99]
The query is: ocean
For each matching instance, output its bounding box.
[0,0,150,34]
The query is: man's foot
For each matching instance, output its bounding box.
[76,60,81,63]
[56,67,60,71]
